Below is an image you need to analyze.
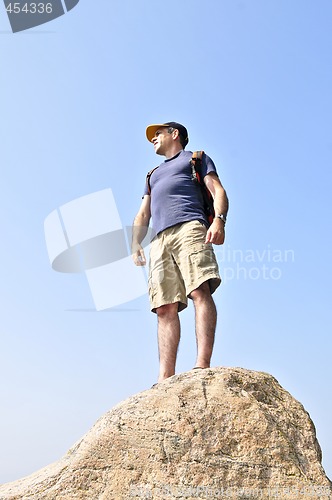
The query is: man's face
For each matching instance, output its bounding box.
[152,127,174,155]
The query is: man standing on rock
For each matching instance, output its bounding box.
[132,122,228,383]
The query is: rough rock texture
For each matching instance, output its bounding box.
[0,367,331,500]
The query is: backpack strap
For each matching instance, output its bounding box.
[190,150,204,183]
[146,166,159,195]
[191,150,215,225]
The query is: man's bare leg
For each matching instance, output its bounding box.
[156,303,180,382]
[190,281,217,368]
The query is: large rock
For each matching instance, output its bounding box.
[0,367,331,499]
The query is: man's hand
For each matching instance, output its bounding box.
[205,218,225,245]
[132,244,147,266]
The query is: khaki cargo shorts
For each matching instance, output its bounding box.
[148,220,221,313]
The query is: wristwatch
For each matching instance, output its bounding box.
[215,214,227,224]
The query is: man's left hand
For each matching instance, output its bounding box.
[205,218,225,245]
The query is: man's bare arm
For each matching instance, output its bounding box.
[132,195,151,266]
[204,172,229,245]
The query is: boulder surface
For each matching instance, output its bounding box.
[0,367,331,499]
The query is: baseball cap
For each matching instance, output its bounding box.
[146,122,189,146]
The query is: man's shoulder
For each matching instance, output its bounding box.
[183,150,194,156]
[179,150,205,161]
[171,150,193,161]
[184,149,210,158]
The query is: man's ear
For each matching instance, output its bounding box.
[172,129,180,141]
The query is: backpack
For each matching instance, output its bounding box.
[145,151,215,226]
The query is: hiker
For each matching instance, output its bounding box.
[132,122,229,383]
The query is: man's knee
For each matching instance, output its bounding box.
[156,302,179,319]
[189,281,212,301]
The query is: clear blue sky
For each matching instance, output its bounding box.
[1,0,331,485]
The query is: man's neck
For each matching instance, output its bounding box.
[164,145,184,159]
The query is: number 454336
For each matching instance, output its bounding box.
[6,3,53,14]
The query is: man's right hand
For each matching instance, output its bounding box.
[132,244,147,266]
